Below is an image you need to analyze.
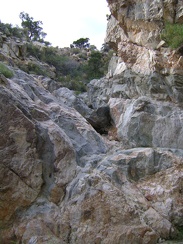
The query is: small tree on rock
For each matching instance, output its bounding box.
[86,51,103,79]
[71,38,90,49]
[19,12,47,42]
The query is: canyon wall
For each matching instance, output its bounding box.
[0,0,183,243]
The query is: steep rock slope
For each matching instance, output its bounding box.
[0,69,108,243]
[88,0,183,147]
[0,1,183,243]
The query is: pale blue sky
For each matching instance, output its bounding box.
[0,0,110,49]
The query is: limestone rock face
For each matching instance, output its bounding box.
[0,33,27,60]
[103,0,183,104]
[54,87,112,134]
[106,0,183,48]
[0,0,183,243]
[62,147,182,243]
[0,70,183,243]
[0,69,107,242]
[84,1,183,242]
[109,97,183,148]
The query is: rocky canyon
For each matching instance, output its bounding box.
[0,0,183,243]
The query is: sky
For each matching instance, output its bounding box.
[0,0,110,49]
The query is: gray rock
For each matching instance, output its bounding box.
[87,69,183,108]
[109,96,183,149]
[0,66,107,229]
[1,0,183,242]
[54,87,112,134]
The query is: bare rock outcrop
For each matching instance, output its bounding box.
[0,69,107,242]
[100,0,183,104]
[109,96,183,149]
[0,67,182,243]
[106,0,183,49]
[0,0,183,243]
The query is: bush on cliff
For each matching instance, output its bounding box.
[85,51,104,80]
[0,17,113,93]
[0,62,14,78]
[0,22,23,38]
[161,22,183,49]
[25,42,113,91]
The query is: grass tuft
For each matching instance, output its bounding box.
[161,22,183,49]
[0,62,14,78]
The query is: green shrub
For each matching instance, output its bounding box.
[25,41,113,92]
[57,74,87,92]
[27,62,46,76]
[27,43,43,59]
[175,227,183,241]
[85,51,104,80]
[78,53,88,60]
[161,22,183,49]
[71,48,80,54]
[0,22,23,38]
[0,62,14,78]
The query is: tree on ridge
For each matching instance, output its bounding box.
[19,12,47,42]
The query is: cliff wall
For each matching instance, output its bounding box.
[0,1,183,243]
[98,0,183,104]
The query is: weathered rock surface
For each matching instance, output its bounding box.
[0,67,182,243]
[0,0,183,243]
[54,87,112,134]
[109,97,183,149]
[0,69,107,242]
[62,147,182,243]
[103,0,183,104]
[0,32,27,60]
[106,0,183,48]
